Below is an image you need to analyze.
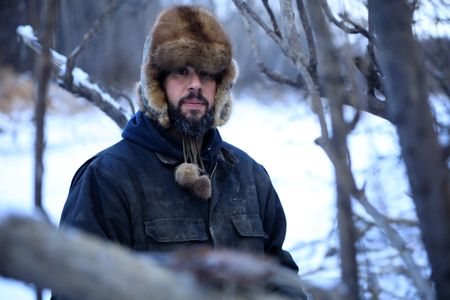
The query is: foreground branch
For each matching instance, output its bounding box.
[17,25,130,129]
[0,216,206,300]
[0,215,300,300]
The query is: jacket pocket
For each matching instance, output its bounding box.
[145,218,208,242]
[231,214,268,239]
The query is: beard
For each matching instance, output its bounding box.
[167,91,214,137]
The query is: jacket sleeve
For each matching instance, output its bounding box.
[255,165,308,300]
[52,161,132,300]
[60,161,132,245]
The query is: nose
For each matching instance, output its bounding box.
[188,71,202,91]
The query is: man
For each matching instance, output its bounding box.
[59,5,306,299]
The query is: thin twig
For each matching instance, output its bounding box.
[18,25,130,129]
[68,0,122,61]
[353,190,435,300]
[231,0,283,46]
[240,12,304,89]
[296,0,318,84]
[278,0,310,67]
[321,0,375,43]
[64,0,124,85]
[261,0,282,38]
[232,0,327,139]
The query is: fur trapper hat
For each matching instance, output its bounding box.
[138,5,239,128]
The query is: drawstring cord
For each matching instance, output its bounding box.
[182,137,206,173]
[176,136,212,200]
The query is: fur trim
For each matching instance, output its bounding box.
[139,5,239,128]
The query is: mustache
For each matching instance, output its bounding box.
[179,91,209,106]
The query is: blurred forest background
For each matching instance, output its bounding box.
[0,0,304,93]
[1,0,450,300]
[1,0,449,92]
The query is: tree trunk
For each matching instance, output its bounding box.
[305,1,360,299]
[370,1,450,299]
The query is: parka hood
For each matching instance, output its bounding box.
[122,111,223,167]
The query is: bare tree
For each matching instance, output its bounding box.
[304,1,360,299]
[9,0,449,299]
[232,0,448,299]
[370,1,450,299]
[33,1,58,299]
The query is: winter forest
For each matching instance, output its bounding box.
[0,0,449,299]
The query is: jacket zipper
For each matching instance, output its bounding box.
[208,162,219,246]
[210,162,218,178]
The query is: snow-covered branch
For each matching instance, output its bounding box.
[17,25,131,129]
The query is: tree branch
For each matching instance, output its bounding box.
[305,1,360,298]
[0,215,309,300]
[34,0,58,215]
[232,0,327,140]
[64,0,124,85]
[232,0,314,91]
[342,94,389,121]
[33,3,59,299]
[17,25,131,129]
[371,0,450,298]
[261,0,282,39]
[296,0,318,84]
[353,190,435,300]
[68,0,123,61]
[231,0,283,46]
[239,10,304,89]
[321,0,375,43]
[278,0,309,67]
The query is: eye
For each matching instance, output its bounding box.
[173,67,189,76]
[199,71,215,81]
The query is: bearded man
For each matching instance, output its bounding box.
[58,5,306,299]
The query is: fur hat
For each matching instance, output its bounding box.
[138,5,239,128]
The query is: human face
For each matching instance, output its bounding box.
[163,66,217,121]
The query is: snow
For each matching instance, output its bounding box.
[71,68,123,112]
[17,24,125,116]
[0,90,412,299]
[16,25,38,43]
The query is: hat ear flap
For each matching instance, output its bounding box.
[213,59,239,127]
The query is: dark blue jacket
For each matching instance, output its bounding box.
[59,111,305,298]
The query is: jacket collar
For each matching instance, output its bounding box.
[122,111,226,168]
[155,147,238,169]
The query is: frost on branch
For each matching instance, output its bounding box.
[17,25,131,129]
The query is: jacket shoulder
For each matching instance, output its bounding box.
[222,142,253,163]
[222,142,265,169]
[69,139,147,188]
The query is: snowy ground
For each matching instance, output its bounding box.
[0,91,409,299]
